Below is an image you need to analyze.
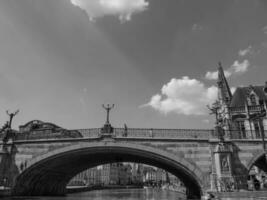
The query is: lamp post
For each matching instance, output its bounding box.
[101,104,115,135]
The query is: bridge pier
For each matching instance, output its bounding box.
[213,142,235,192]
[0,143,19,189]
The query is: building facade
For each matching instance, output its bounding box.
[216,64,267,140]
[211,64,267,191]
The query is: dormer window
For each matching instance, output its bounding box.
[250,94,257,105]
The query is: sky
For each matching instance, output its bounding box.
[0,0,267,130]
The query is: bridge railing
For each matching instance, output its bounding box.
[3,127,267,141]
[0,128,102,141]
[113,128,213,139]
[0,128,214,141]
[74,128,101,138]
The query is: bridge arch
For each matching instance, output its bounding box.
[247,150,267,172]
[13,142,206,198]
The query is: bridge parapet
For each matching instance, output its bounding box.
[3,127,267,141]
[1,128,215,141]
[74,128,101,138]
[113,128,213,139]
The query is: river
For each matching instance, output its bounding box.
[1,188,264,200]
[2,188,186,200]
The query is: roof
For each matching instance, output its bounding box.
[217,64,232,102]
[230,85,267,107]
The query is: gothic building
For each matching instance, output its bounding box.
[216,63,267,139]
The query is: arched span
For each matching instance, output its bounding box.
[13,142,205,198]
[247,150,267,172]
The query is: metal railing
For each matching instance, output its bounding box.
[0,128,213,141]
[74,128,101,138]
[113,128,212,139]
[1,127,266,141]
[229,105,265,113]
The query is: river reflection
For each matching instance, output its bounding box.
[3,189,186,200]
[2,189,262,200]
[68,189,185,200]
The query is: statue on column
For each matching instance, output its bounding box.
[1,110,19,144]
[101,104,114,134]
[102,104,114,125]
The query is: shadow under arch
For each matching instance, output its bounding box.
[13,142,205,198]
[247,150,267,173]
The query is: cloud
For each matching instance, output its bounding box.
[202,119,210,124]
[263,25,267,34]
[192,24,203,31]
[238,46,252,57]
[70,0,149,22]
[205,60,250,80]
[231,60,250,73]
[143,77,217,115]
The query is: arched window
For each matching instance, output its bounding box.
[250,94,257,105]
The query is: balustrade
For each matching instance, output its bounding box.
[229,106,246,113]
[229,105,265,114]
[114,128,212,139]
[3,127,267,141]
[5,128,213,141]
[74,128,101,138]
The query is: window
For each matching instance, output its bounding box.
[250,94,257,105]
[237,121,246,139]
[254,121,261,138]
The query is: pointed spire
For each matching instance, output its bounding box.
[217,62,232,105]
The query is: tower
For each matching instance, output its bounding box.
[210,63,235,192]
[217,62,232,106]
[216,63,233,133]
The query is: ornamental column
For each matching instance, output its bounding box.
[213,132,235,192]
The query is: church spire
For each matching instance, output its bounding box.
[217,62,232,105]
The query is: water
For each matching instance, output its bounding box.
[1,189,265,200]
[2,189,186,200]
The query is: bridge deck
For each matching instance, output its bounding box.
[1,127,267,141]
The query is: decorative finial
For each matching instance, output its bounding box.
[6,109,19,128]
[102,104,114,124]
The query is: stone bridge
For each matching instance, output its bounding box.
[0,120,267,199]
